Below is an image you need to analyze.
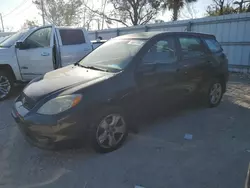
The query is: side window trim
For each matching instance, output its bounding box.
[173,35,182,61]
[24,26,53,49]
[55,29,63,46]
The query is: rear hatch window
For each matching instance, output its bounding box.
[204,38,223,53]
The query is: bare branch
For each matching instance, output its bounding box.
[138,8,156,25]
[86,0,161,27]
[140,13,154,25]
[83,3,129,27]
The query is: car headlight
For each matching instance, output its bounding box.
[37,94,82,115]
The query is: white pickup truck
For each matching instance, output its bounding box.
[0,25,93,100]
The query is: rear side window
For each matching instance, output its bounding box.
[204,38,222,53]
[59,29,85,45]
[178,37,205,58]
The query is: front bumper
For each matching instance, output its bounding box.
[11,100,89,150]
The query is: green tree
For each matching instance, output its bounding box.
[206,0,233,16]
[206,0,249,16]
[82,0,106,30]
[85,0,163,27]
[233,0,250,13]
[21,19,39,29]
[33,0,83,26]
[162,0,198,21]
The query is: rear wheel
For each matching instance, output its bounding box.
[207,80,223,107]
[0,71,14,101]
[89,107,128,153]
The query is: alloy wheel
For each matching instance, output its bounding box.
[0,76,11,99]
[209,82,222,105]
[96,114,126,149]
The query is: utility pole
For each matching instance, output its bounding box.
[0,13,4,32]
[101,0,107,30]
[83,7,86,28]
[41,0,45,25]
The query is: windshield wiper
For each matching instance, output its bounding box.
[76,64,108,72]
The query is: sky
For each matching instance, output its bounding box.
[0,0,214,32]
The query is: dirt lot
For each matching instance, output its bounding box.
[0,75,250,188]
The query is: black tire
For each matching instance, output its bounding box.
[0,70,14,101]
[207,79,223,108]
[89,107,128,153]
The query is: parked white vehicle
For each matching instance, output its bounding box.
[91,39,107,49]
[0,25,92,100]
[0,36,9,43]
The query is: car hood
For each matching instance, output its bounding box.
[23,65,113,101]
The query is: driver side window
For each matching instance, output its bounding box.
[142,37,177,64]
[25,27,51,49]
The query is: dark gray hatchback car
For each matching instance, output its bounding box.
[12,32,228,153]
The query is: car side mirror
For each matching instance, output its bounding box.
[15,41,28,50]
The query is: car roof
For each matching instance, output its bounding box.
[115,32,163,40]
[115,31,215,40]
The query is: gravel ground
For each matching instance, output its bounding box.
[0,75,250,188]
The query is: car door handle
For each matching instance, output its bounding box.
[21,66,28,69]
[41,52,50,56]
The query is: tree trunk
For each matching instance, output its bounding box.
[219,5,223,15]
[101,0,107,29]
[173,9,178,21]
[219,0,224,15]
[172,1,179,21]
[239,0,243,12]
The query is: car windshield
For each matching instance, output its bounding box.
[79,39,146,72]
[0,29,28,48]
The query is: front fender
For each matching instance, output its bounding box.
[0,47,22,80]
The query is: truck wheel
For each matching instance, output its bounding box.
[89,107,128,153]
[0,71,14,101]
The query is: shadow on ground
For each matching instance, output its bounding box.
[10,84,25,99]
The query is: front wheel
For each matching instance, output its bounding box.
[0,71,14,101]
[89,108,128,153]
[207,80,223,108]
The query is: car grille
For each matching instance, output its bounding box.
[20,93,36,110]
